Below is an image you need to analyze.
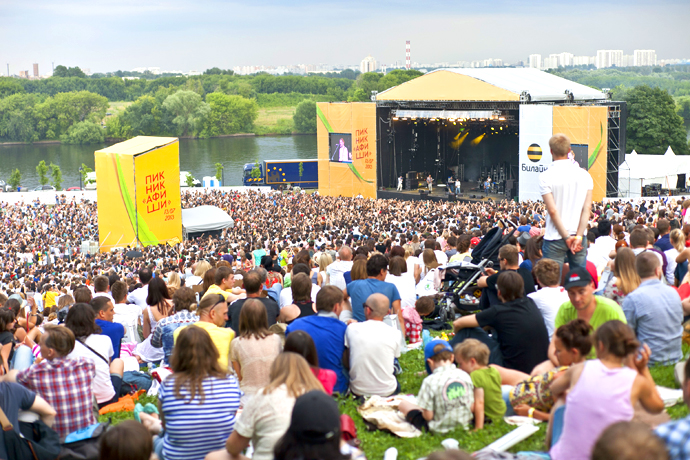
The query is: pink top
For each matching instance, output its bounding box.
[312,367,337,395]
[550,359,637,460]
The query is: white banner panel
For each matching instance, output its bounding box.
[518,105,554,202]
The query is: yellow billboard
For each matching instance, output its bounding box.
[553,106,608,201]
[96,136,182,251]
[317,102,377,198]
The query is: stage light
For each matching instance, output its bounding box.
[491,127,495,131]
[470,133,485,146]
[393,117,399,121]
[498,117,506,121]
[500,127,503,130]
[453,122,456,125]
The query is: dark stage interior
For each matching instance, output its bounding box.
[377,109,521,199]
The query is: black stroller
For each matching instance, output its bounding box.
[439,221,518,317]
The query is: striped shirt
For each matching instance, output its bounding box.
[159,375,242,460]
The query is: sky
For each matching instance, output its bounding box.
[1,0,689,74]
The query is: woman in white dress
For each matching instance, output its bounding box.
[134,277,172,363]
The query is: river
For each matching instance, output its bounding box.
[0,135,317,189]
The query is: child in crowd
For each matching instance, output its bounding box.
[454,339,506,424]
[398,340,481,433]
[415,296,436,320]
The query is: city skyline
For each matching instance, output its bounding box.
[2,0,689,74]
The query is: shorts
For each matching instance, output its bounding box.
[405,410,429,432]
[97,374,123,409]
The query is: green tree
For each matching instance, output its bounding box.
[625,85,689,155]
[348,88,370,102]
[80,164,94,186]
[214,163,224,183]
[61,121,105,144]
[36,160,49,186]
[355,72,382,96]
[53,65,87,78]
[8,169,21,190]
[202,93,258,136]
[184,172,195,187]
[251,161,261,179]
[120,95,165,137]
[0,93,40,142]
[377,69,423,92]
[0,78,25,98]
[49,163,63,190]
[676,96,690,126]
[298,161,304,178]
[293,100,317,133]
[162,90,210,137]
[36,91,108,139]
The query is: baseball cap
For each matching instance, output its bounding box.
[470,237,480,246]
[288,390,340,444]
[424,339,454,374]
[517,232,531,246]
[563,266,593,290]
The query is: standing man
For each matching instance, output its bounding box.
[484,176,492,197]
[426,175,433,193]
[539,134,593,271]
[397,175,404,191]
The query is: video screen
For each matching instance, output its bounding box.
[329,133,353,163]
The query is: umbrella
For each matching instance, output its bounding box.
[125,250,144,259]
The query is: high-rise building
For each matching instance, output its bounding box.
[634,50,657,67]
[19,70,29,78]
[528,54,542,70]
[622,55,634,67]
[573,56,594,67]
[360,55,377,74]
[32,63,38,77]
[556,52,574,67]
[543,55,559,70]
[596,50,623,68]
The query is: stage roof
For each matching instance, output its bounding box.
[376,68,608,103]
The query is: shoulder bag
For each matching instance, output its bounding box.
[0,405,60,460]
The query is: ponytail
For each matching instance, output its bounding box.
[594,320,638,358]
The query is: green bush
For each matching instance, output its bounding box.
[61,121,105,144]
[293,100,317,133]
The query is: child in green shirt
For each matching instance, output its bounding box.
[454,339,506,423]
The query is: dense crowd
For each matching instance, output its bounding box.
[0,135,690,460]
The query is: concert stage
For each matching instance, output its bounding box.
[378,181,507,203]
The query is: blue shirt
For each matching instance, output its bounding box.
[95,319,125,359]
[655,416,690,460]
[160,375,241,460]
[286,314,349,393]
[656,234,673,252]
[621,279,683,365]
[347,278,401,322]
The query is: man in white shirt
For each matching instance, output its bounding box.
[110,281,140,340]
[126,268,152,312]
[279,263,320,308]
[539,134,593,272]
[586,219,617,277]
[91,275,115,304]
[325,246,353,290]
[527,259,569,337]
[345,293,402,397]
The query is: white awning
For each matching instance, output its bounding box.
[181,205,234,234]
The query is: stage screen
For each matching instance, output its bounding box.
[329,133,353,163]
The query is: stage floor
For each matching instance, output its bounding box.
[377,181,508,203]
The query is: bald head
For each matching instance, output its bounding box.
[365,293,389,319]
[339,246,353,262]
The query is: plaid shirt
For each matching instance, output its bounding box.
[17,356,96,437]
[655,417,690,460]
[417,364,474,433]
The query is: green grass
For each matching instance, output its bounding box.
[254,106,296,134]
[102,342,689,459]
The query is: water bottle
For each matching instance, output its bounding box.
[422,330,431,348]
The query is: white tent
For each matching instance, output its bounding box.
[618,147,690,197]
[181,205,234,237]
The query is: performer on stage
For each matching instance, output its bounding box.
[455,177,461,195]
[484,176,492,196]
[426,174,433,192]
[338,138,351,162]
[397,175,403,191]
[448,175,455,194]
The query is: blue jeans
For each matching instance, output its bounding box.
[11,345,34,371]
[542,236,587,273]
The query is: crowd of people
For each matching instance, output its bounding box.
[0,133,689,459]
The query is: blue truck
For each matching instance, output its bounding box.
[243,159,318,189]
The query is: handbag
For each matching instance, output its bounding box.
[0,406,60,460]
[59,421,110,460]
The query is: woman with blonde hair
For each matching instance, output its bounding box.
[315,253,333,287]
[166,272,181,296]
[343,254,367,286]
[207,352,324,460]
[601,247,640,305]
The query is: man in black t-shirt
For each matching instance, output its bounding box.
[477,244,535,310]
[226,270,279,334]
[452,271,549,373]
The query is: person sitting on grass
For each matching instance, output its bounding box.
[454,339,506,424]
[99,420,152,460]
[398,339,480,433]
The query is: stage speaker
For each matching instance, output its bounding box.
[406,171,418,179]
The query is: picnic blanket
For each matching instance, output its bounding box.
[357,395,422,438]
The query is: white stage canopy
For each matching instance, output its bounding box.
[618,147,690,197]
[181,205,234,235]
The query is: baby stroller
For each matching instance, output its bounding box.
[439,221,517,316]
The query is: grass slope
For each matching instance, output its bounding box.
[100,344,688,459]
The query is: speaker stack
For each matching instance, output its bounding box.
[406,171,422,190]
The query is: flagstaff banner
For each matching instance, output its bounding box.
[317,102,377,198]
[96,136,182,251]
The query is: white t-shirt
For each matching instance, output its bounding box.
[127,285,149,312]
[326,260,353,290]
[539,159,593,241]
[587,235,617,276]
[528,286,570,337]
[417,250,449,267]
[279,283,320,308]
[385,273,416,309]
[345,320,401,396]
[68,334,115,403]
